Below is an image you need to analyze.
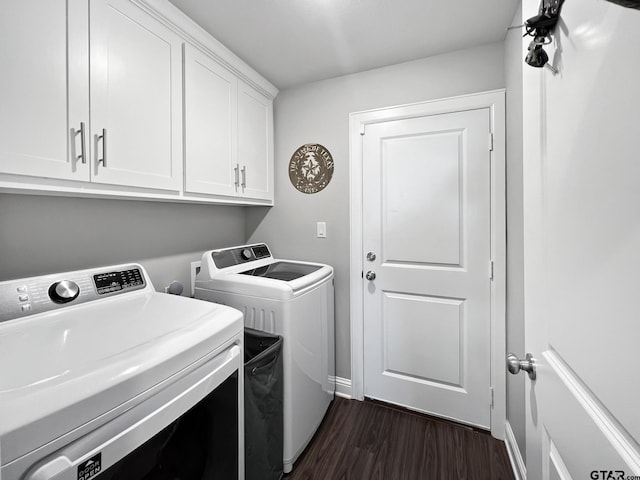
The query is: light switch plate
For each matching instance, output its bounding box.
[317,222,327,238]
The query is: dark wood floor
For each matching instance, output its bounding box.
[285,397,514,480]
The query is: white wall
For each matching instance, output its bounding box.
[246,42,506,380]
[0,194,246,293]
[505,3,527,462]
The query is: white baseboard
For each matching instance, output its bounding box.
[505,420,526,480]
[332,376,352,399]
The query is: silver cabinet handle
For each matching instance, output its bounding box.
[241,165,246,191]
[234,164,240,190]
[97,128,107,168]
[75,122,86,164]
[506,353,536,380]
[365,271,376,281]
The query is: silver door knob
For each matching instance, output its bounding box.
[506,353,536,380]
[366,252,376,261]
[365,271,376,281]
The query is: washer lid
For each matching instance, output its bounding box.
[239,261,322,281]
[196,259,333,300]
[0,292,242,465]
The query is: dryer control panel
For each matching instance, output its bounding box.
[0,264,148,323]
[94,268,145,295]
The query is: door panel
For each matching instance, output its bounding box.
[522,0,640,477]
[238,81,273,200]
[0,0,89,180]
[90,0,182,190]
[363,108,491,428]
[383,131,462,266]
[539,352,634,478]
[184,44,238,196]
[547,440,572,480]
[383,292,463,386]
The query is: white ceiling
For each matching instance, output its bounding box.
[169,0,519,90]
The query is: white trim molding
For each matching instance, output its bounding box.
[332,376,353,399]
[348,89,507,438]
[505,421,527,480]
[543,350,640,473]
[133,0,278,99]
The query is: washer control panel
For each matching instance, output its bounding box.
[212,244,272,269]
[0,265,147,323]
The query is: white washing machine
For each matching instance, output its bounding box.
[194,243,335,473]
[0,263,244,480]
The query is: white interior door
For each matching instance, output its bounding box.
[522,0,640,477]
[362,108,492,428]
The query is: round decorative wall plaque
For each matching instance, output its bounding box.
[288,144,334,194]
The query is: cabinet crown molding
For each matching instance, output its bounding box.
[133,0,279,100]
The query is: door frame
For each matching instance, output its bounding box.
[348,90,506,438]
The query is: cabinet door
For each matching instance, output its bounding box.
[184,45,238,196]
[0,0,90,181]
[237,81,273,201]
[90,0,182,191]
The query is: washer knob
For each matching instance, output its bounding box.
[241,248,253,260]
[48,280,80,304]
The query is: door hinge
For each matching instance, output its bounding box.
[488,132,494,151]
[490,387,494,407]
[489,260,494,280]
[360,124,366,136]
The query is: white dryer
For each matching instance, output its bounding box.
[194,243,335,473]
[0,263,244,480]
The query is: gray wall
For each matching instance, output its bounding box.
[0,194,246,292]
[504,4,527,460]
[246,42,506,380]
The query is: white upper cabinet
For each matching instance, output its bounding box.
[184,45,238,197]
[0,0,277,204]
[89,0,183,191]
[0,0,90,181]
[238,80,274,201]
[0,0,181,191]
[184,47,274,202]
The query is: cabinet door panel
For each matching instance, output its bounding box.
[90,0,182,191]
[238,81,273,201]
[184,45,238,196]
[0,0,89,181]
